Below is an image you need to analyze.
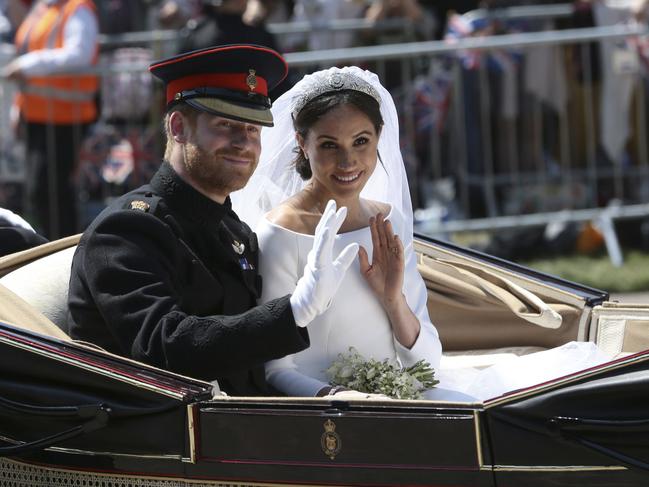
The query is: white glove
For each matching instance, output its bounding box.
[290,200,359,327]
[0,207,35,232]
[327,390,392,401]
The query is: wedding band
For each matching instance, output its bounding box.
[390,247,399,254]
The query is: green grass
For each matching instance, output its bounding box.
[521,250,649,293]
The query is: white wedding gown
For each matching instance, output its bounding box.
[257,210,611,402]
[257,206,442,397]
[427,341,611,401]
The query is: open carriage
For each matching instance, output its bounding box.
[0,234,648,486]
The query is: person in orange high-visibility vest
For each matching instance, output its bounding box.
[2,0,98,239]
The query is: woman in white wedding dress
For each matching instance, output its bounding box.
[231,66,611,401]
[233,66,442,397]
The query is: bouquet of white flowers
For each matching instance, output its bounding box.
[325,347,439,399]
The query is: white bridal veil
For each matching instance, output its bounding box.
[230,66,414,245]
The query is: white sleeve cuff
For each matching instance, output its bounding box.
[394,324,442,369]
[266,357,329,396]
[289,293,311,328]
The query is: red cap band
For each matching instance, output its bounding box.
[166,73,268,104]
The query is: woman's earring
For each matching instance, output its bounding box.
[303,150,309,161]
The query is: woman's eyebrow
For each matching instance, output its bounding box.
[316,130,372,140]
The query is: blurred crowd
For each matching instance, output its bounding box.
[0,0,489,240]
[0,0,484,47]
[1,0,649,244]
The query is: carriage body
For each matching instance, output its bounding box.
[0,235,648,486]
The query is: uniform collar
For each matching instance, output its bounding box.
[151,161,233,222]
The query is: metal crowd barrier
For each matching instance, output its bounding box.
[283,23,649,264]
[2,20,649,265]
[462,3,574,23]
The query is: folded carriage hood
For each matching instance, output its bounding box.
[486,352,649,472]
[0,321,213,461]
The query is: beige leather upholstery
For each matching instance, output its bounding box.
[418,255,583,351]
[0,234,80,276]
[0,282,70,341]
[0,245,76,334]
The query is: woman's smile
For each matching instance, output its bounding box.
[332,171,362,183]
[299,104,380,201]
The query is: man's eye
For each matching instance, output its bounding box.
[247,125,259,134]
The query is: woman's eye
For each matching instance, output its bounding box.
[321,141,336,149]
[354,137,369,146]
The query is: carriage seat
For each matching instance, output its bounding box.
[0,245,76,334]
[0,242,560,372]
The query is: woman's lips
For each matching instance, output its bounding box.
[332,171,361,183]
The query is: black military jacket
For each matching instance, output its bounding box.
[66,162,309,395]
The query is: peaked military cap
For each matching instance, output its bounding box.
[149,44,288,127]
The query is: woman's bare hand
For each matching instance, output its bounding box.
[358,212,404,307]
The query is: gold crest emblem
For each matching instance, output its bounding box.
[129,200,150,212]
[320,419,341,460]
[232,240,245,255]
[246,69,257,91]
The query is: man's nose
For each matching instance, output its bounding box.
[230,126,251,149]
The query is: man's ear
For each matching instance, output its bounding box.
[169,111,188,143]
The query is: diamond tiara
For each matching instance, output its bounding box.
[291,71,381,117]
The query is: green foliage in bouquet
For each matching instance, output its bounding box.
[326,347,439,399]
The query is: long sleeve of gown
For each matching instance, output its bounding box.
[393,232,442,370]
[257,219,329,396]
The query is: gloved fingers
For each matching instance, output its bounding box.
[328,390,392,400]
[331,205,348,235]
[311,200,338,268]
[311,226,332,268]
[333,242,359,273]
[313,205,348,269]
[314,199,337,237]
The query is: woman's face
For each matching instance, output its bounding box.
[298,103,380,200]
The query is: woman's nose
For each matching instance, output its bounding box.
[337,150,354,168]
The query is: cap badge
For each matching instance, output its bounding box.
[246,69,257,92]
[232,240,245,255]
[130,200,150,212]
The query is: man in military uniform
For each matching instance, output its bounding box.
[66,45,358,395]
